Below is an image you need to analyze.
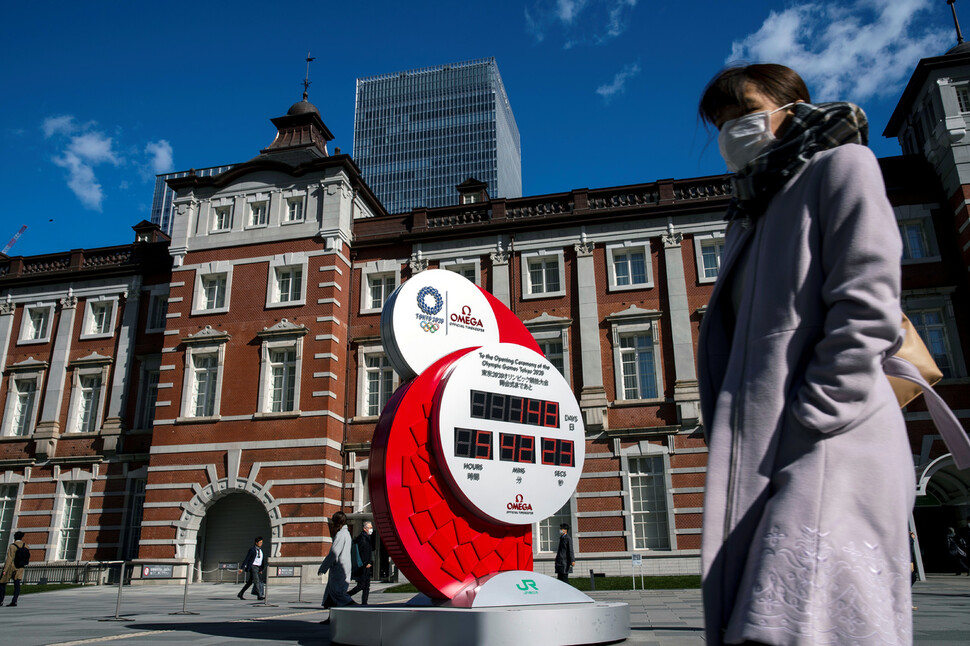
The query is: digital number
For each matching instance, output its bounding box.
[541,438,575,467]
[499,433,535,464]
[454,428,492,460]
[470,390,560,428]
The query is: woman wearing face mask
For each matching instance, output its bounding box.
[696,64,914,645]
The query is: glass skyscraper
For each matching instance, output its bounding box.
[354,57,521,214]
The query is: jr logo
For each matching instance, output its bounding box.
[516,579,539,593]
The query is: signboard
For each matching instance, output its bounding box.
[631,554,642,566]
[432,343,585,525]
[219,562,238,570]
[142,564,174,579]
[276,566,295,576]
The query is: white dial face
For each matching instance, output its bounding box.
[432,343,585,525]
[382,269,500,378]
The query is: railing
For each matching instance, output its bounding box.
[672,178,732,201]
[426,206,491,228]
[22,562,110,585]
[22,255,71,275]
[83,249,132,267]
[587,188,659,210]
[506,198,573,219]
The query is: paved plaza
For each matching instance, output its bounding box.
[2,574,967,645]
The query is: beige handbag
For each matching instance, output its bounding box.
[888,314,943,408]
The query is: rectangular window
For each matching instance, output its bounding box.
[286,199,303,222]
[201,274,227,310]
[74,375,102,433]
[137,369,160,429]
[910,310,954,378]
[620,334,658,400]
[445,263,476,282]
[121,479,145,560]
[58,481,85,561]
[368,274,396,310]
[528,258,560,294]
[87,301,113,335]
[701,239,724,279]
[899,221,929,260]
[249,201,268,227]
[630,456,670,550]
[24,307,50,341]
[537,339,564,375]
[148,294,168,331]
[537,501,571,553]
[192,354,218,417]
[365,354,393,416]
[957,85,970,113]
[613,249,647,286]
[0,485,15,552]
[11,378,38,436]
[269,349,297,412]
[212,206,231,231]
[275,267,303,303]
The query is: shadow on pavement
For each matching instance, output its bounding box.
[125,619,328,645]
[631,626,704,632]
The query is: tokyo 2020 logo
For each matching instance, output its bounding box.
[417,286,443,315]
[420,320,440,333]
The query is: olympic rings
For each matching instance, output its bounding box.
[420,320,440,333]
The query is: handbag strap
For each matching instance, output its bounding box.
[884,356,970,470]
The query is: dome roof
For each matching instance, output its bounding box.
[287,99,319,116]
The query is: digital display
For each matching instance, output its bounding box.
[499,433,535,463]
[470,390,559,428]
[541,438,575,467]
[454,428,492,460]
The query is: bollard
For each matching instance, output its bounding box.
[254,567,276,607]
[170,562,200,615]
[98,562,133,622]
[589,568,596,592]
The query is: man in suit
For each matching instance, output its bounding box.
[348,521,374,605]
[237,536,266,600]
[555,523,574,583]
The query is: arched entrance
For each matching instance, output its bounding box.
[197,492,272,582]
[914,454,970,572]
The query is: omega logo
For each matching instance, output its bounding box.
[450,304,484,327]
[507,493,533,511]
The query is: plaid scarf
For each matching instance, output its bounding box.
[726,102,869,222]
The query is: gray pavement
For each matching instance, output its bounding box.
[1,574,966,645]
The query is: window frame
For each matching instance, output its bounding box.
[210,203,233,233]
[265,254,309,309]
[606,241,654,291]
[0,483,20,553]
[893,204,940,264]
[534,499,574,553]
[358,260,401,315]
[625,453,674,551]
[440,258,481,286]
[520,250,566,300]
[65,360,110,434]
[903,292,967,380]
[247,197,269,229]
[1,360,46,437]
[80,296,119,340]
[693,233,726,284]
[524,313,572,387]
[134,357,161,431]
[179,327,230,420]
[356,344,399,419]
[191,263,234,315]
[283,193,307,224]
[255,321,307,416]
[146,291,169,333]
[609,307,664,403]
[18,302,55,345]
[55,480,88,561]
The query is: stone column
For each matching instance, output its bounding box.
[661,224,700,427]
[574,233,608,430]
[0,296,14,374]
[489,240,511,307]
[101,281,142,454]
[35,292,79,458]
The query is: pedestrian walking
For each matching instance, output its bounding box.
[554,523,574,583]
[697,63,915,645]
[236,536,266,600]
[0,531,28,607]
[347,521,374,605]
[318,511,355,622]
[946,527,969,575]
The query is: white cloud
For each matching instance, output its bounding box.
[69,132,120,165]
[145,140,174,174]
[42,115,76,139]
[526,0,637,46]
[729,0,948,101]
[53,151,105,211]
[596,62,640,101]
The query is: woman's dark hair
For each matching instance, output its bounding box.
[13,531,24,541]
[331,511,347,531]
[699,63,811,126]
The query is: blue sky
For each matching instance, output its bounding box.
[1,0,962,257]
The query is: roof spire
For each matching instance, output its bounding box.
[949,0,965,45]
[303,51,316,101]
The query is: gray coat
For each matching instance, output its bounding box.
[698,144,915,645]
[318,525,353,607]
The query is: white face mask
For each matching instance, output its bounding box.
[365,528,373,535]
[718,103,794,172]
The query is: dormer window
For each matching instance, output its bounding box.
[212,206,232,232]
[957,84,970,113]
[462,193,480,205]
[249,201,268,227]
[285,199,304,223]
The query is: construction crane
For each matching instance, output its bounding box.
[1,225,27,255]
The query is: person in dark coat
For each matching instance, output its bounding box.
[554,523,574,583]
[0,531,27,607]
[348,521,374,605]
[236,536,266,600]
[946,527,969,575]
[697,63,914,645]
